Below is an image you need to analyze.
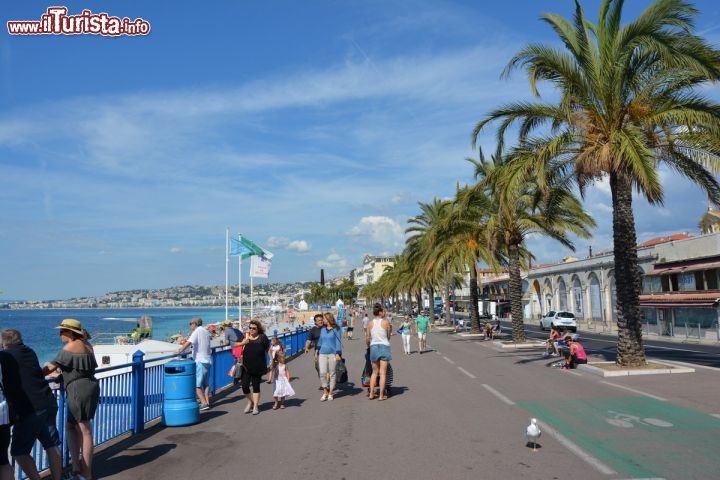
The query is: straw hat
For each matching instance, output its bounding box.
[56,318,86,337]
[222,320,234,327]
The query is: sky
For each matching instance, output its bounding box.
[1,0,719,300]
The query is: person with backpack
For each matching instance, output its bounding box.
[366,303,392,401]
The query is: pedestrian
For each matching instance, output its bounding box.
[0,345,22,480]
[176,317,212,411]
[238,320,271,415]
[543,326,562,357]
[266,336,285,384]
[221,320,244,385]
[304,314,324,381]
[366,304,392,400]
[0,329,63,480]
[347,314,355,340]
[563,336,588,370]
[362,313,369,335]
[271,352,294,410]
[317,312,342,402]
[41,319,100,480]
[400,316,413,355]
[415,309,431,354]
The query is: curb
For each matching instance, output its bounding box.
[579,361,695,377]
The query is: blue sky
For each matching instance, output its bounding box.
[1,0,719,300]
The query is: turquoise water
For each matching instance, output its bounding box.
[0,308,229,364]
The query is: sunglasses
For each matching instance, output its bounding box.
[249,326,258,330]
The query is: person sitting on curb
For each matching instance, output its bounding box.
[543,326,562,357]
[562,336,587,370]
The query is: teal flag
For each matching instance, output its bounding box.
[230,236,265,259]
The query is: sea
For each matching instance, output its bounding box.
[0,308,233,365]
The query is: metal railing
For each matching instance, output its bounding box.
[14,326,310,480]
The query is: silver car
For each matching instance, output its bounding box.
[540,311,577,332]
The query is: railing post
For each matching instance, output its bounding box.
[210,348,217,396]
[131,350,145,434]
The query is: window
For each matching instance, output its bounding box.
[557,312,575,318]
[673,308,716,328]
[678,272,695,291]
[643,276,662,293]
[694,271,705,291]
[705,270,718,290]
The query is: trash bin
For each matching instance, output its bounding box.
[163,359,199,427]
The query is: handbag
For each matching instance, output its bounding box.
[335,358,348,384]
[397,326,404,335]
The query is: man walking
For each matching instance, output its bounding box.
[177,318,212,411]
[362,312,370,335]
[416,309,432,354]
[304,314,324,379]
[1,329,62,480]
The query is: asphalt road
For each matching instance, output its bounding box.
[495,320,720,368]
[93,327,720,480]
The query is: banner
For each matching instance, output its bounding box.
[250,255,272,278]
[230,236,265,259]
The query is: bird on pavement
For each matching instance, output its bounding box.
[526,418,541,452]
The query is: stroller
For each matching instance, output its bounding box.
[361,347,393,397]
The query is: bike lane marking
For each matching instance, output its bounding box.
[599,381,667,401]
[517,396,720,479]
[457,366,476,379]
[481,384,515,405]
[442,356,455,364]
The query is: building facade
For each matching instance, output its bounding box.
[480,233,720,340]
[353,255,395,287]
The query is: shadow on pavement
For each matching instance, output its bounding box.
[95,443,177,477]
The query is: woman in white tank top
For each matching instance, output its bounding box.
[366,303,392,400]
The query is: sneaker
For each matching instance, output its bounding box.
[328,395,334,401]
[244,404,253,414]
[252,407,259,415]
[199,403,210,411]
[320,394,328,402]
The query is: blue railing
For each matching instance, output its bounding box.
[14,326,310,480]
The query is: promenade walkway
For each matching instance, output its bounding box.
[94,327,720,480]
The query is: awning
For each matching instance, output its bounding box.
[648,259,720,275]
[640,302,717,309]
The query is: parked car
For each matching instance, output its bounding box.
[540,311,577,332]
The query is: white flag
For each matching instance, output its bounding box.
[250,255,272,278]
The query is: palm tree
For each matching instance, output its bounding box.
[464,148,595,342]
[474,0,720,365]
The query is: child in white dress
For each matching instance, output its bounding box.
[266,336,285,384]
[272,353,294,409]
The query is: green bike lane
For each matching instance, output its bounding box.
[427,331,720,479]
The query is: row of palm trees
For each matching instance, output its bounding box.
[363,0,720,367]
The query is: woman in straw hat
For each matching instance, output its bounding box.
[43,319,99,480]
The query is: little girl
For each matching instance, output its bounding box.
[266,336,285,383]
[272,353,294,409]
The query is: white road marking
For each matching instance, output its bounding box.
[599,381,667,401]
[536,420,616,476]
[442,356,455,364]
[711,413,720,420]
[568,371,583,377]
[457,367,476,379]
[481,384,515,406]
[652,358,720,372]
[435,351,442,355]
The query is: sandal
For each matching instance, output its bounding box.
[272,405,278,410]
[378,396,388,401]
[280,405,286,409]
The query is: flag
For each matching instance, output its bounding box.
[250,254,272,278]
[230,236,266,259]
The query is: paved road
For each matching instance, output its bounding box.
[94,328,720,480]
[497,320,720,368]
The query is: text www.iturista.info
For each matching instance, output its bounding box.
[7,7,150,36]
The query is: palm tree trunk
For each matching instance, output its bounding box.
[444,262,452,326]
[469,266,481,334]
[508,243,526,343]
[611,173,646,367]
[416,291,422,315]
[428,285,435,322]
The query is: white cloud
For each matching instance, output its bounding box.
[347,216,405,249]
[266,236,311,253]
[595,203,613,214]
[287,240,311,253]
[169,247,181,253]
[317,252,349,269]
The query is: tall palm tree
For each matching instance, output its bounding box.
[464,148,595,342]
[474,0,720,365]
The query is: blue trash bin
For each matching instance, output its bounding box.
[163,359,199,427]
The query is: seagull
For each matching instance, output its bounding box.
[526,418,541,452]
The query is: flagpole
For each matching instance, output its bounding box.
[250,274,254,321]
[225,228,229,321]
[238,233,242,330]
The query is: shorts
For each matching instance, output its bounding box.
[417,332,427,341]
[10,408,60,456]
[370,344,392,362]
[196,362,211,389]
[0,424,9,465]
[347,327,354,332]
